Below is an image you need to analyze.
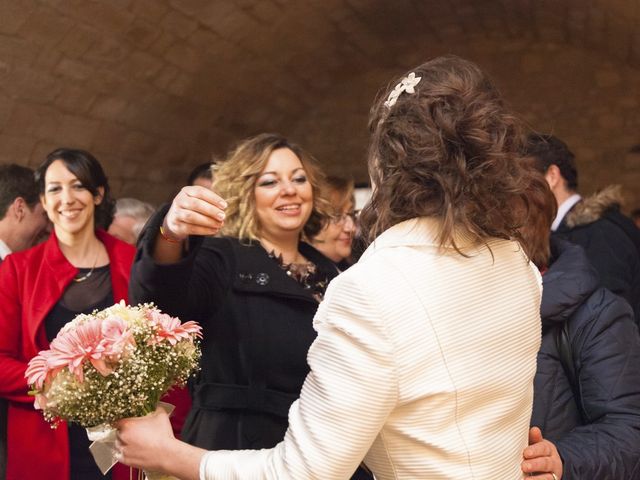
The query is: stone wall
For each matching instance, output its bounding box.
[294,38,640,210]
[0,0,638,209]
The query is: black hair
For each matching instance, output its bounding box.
[187,162,214,185]
[35,148,115,229]
[524,134,578,190]
[0,164,39,219]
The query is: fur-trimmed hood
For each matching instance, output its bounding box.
[565,185,624,228]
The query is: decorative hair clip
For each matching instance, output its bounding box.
[384,72,422,108]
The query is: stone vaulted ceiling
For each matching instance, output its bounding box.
[0,0,639,206]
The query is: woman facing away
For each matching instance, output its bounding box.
[0,149,136,480]
[117,55,543,479]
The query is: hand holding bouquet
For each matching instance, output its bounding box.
[25,301,202,478]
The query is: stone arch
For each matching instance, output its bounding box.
[0,0,638,206]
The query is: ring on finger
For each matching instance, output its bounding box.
[551,473,558,480]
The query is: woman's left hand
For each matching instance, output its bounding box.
[521,426,563,480]
[115,406,176,471]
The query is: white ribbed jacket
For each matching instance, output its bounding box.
[200,218,542,479]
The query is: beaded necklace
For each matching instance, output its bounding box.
[267,250,328,302]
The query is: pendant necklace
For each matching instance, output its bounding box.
[73,253,99,283]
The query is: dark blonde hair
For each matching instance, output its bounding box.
[324,176,355,215]
[360,55,536,253]
[213,133,330,241]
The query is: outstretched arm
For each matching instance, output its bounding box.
[129,186,228,320]
[118,271,398,479]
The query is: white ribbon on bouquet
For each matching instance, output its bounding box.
[87,401,176,479]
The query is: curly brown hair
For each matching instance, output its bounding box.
[360,55,537,253]
[517,169,557,268]
[212,133,330,242]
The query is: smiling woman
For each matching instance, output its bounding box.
[253,148,314,244]
[126,132,384,475]
[0,148,136,480]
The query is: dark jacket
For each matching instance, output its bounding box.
[553,186,640,322]
[129,208,339,451]
[531,238,640,479]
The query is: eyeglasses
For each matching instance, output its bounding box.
[330,210,359,224]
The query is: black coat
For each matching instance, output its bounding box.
[531,238,640,479]
[553,190,640,323]
[129,208,339,451]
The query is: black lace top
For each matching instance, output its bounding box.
[44,264,113,480]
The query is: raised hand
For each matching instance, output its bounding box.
[162,186,227,241]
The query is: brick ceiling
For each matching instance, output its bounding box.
[0,0,639,204]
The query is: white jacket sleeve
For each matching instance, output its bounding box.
[199,270,399,479]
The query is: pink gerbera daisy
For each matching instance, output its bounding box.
[147,309,202,345]
[47,318,110,382]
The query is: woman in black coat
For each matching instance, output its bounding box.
[129,134,372,478]
[520,177,640,480]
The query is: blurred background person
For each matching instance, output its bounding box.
[632,208,640,229]
[525,134,640,323]
[108,197,155,245]
[186,161,214,189]
[0,163,50,480]
[309,176,356,271]
[129,133,374,478]
[519,172,640,480]
[0,164,50,263]
[0,149,135,480]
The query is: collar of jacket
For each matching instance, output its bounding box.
[359,217,482,261]
[540,237,600,328]
[227,237,338,303]
[28,229,133,347]
[563,185,623,229]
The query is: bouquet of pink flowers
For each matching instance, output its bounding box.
[25,301,201,479]
[26,301,202,428]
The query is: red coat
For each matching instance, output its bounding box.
[0,230,135,480]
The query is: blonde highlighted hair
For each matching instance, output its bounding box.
[212,133,330,241]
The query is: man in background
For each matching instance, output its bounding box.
[0,164,50,261]
[525,134,640,323]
